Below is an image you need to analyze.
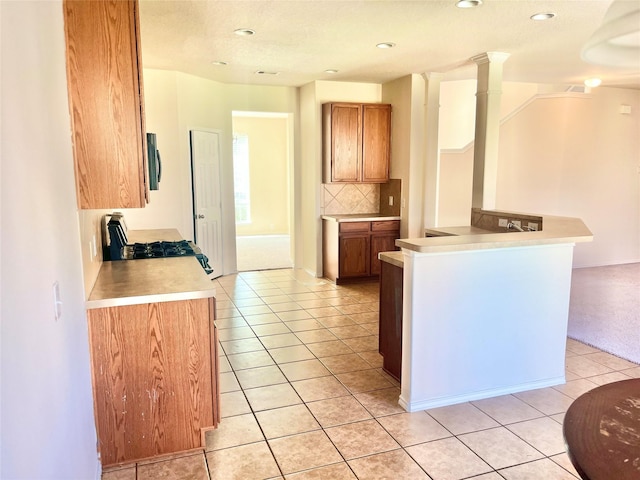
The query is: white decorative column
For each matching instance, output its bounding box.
[471,52,510,210]
[423,72,443,229]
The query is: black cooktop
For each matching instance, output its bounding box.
[129,240,196,259]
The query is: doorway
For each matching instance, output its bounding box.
[232,112,293,271]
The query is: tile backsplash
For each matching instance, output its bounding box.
[322,183,380,215]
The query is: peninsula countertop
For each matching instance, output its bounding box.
[397,214,593,254]
[87,229,215,309]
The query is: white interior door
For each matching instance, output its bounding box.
[190,130,223,278]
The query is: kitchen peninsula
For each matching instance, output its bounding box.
[387,212,592,412]
[86,229,219,467]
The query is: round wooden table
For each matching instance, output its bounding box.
[563,378,640,480]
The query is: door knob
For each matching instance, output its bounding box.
[197,214,205,219]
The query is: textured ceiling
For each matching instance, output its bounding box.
[139,0,640,89]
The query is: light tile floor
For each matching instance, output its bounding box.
[103,268,640,480]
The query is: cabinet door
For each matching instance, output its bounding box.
[339,234,370,278]
[64,0,148,209]
[370,232,399,276]
[87,299,215,466]
[324,103,362,183]
[362,104,391,183]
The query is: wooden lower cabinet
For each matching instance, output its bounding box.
[323,219,399,283]
[379,260,403,381]
[87,297,219,466]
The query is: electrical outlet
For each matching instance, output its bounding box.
[388,196,394,206]
[53,281,62,321]
[528,222,538,231]
[498,218,508,227]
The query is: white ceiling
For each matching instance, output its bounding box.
[138,0,640,89]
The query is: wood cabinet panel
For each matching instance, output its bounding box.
[370,233,399,276]
[323,102,391,183]
[87,298,217,466]
[64,0,148,209]
[339,234,370,278]
[379,260,403,381]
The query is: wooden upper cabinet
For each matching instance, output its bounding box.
[64,0,148,209]
[323,102,391,183]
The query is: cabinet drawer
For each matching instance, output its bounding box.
[339,222,370,233]
[372,220,400,232]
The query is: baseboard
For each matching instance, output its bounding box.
[399,376,566,412]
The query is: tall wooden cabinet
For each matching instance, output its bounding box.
[323,103,391,183]
[87,298,219,466]
[63,0,148,209]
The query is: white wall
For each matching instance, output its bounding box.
[1,1,99,477]
[438,84,640,267]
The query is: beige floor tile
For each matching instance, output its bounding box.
[565,356,614,377]
[549,452,581,477]
[270,302,304,313]
[251,322,292,337]
[287,292,322,302]
[227,350,275,370]
[306,340,354,357]
[357,351,384,368]
[277,310,313,322]
[337,303,375,315]
[348,449,429,479]
[268,430,342,475]
[217,326,256,341]
[552,378,598,399]
[378,411,451,446]
[235,365,288,389]
[219,371,241,393]
[325,296,360,307]
[565,339,601,355]
[217,307,241,319]
[514,387,575,415]
[471,394,545,425]
[336,369,394,394]
[232,297,265,307]
[325,419,400,460]
[284,462,356,479]
[360,322,379,335]
[341,335,379,353]
[238,304,273,316]
[221,337,265,355]
[255,404,321,439]
[406,436,492,480]
[346,312,378,324]
[319,353,372,374]
[328,325,371,339]
[262,294,294,305]
[269,345,315,364]
[498,458,577,479]
[205,413,265,451]
[317,315,356,328]
[206,441,280,480]
[292,376,350,402]
[582,351,639,370]
[306,395,372,427]
[101,468,136,480]
[353,387,405,417]
[285,318,325,332]
[622,366,640,378]
[306,306,342,318]
[279,359,332,382]
[215,317,248,329]
[294,329,338,344]
[137,452,209,480]
[244,312,282,325]
[217,354,232,373]
[219,390,251,418]
[244,383,302,411]
[506,417,567,456]
[296,298,335,309]
[458,426,544,470]
[260,333,303,349]
[586,370,633,386]
[427,403,499,435]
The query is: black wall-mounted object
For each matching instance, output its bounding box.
[147,132,161,190]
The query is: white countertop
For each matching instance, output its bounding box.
[87,229,216,309]
[397,215,593,253]
[322,214,401,222]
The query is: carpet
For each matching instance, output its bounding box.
[236,235,293,272]
[568,262,640,365]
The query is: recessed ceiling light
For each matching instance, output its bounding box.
[376,42,396,49]
[234,28,255,36]
[325,69,339,74]
[531,12,555,21]
[211,61,228,66]
[255,70,279,75]
[456,0,482,8]
[584,78,602,88]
